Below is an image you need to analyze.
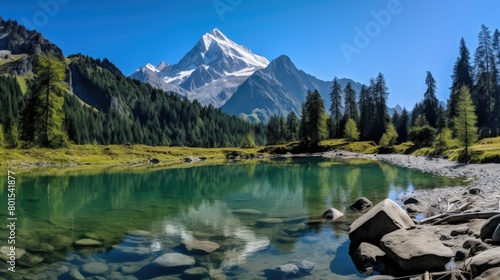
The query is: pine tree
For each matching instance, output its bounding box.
[423,71,438,127]
[454,86,478,158]
[21,55,68,147]
[436,105,447,132]
[285,111,299,141]
[266,115,287,145]
[358,85,372,140]
[449,38,474,131]
[344,118,360,141]
[303,90,327,145]
[329,78,343,138]
[372,73,390,142]
[343,82,359,123]
[474,24,497,132]
[396,108,409,143]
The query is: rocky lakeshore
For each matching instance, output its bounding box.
[323,151,500,279]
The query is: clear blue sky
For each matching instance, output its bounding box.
[2,0,499,109]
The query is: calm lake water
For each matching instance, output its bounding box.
[0,158,464,279]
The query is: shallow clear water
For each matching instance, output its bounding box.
[0,158,464,279]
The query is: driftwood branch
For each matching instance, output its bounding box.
[432,211,500,225]
[419,202,472,224]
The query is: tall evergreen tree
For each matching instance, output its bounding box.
[266,115,287,145]
[474,24,497,132]
[358,85,372,140]
[371,73,390,141]
[343,82,359,123]
[396,108,409,143]
[303,90,327,145]
[423,71,439,127]
[493,29,500,66]
[21,55,68,147]
[449,38,474,130]
[454,86,478,158]
[436,105,447,132]
[329,78,343,138]
[285,111,299,142]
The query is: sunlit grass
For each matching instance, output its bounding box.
[3,144,263,167]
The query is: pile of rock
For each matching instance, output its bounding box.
[348,199,500,279]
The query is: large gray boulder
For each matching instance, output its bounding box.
[480,214,500,240]
[349,199,415,247]
[469,247,500,277]
[380,229,453,272]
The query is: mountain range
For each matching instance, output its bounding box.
[131,29,363,122]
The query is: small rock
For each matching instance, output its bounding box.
[275,263,299,275]
[440,234,451,241]
[49,235,73,250]
[113,245,151,259]
[464,239,483,249]
[182,267,209,279]
[153,253,195,268]
[81,262,109,276]
[289,260,315,274]
[470,242,491,256]
[455,250,468,261]
[182,240,220,254]
[480,214,500,240]
[82,233,103,241]
[17,253,44,267]
[451,227,469,236]
[27,243,54,253]
[0,246,25,261]
[120,263,143,274]
[61,268,85,280]
[468,219,487,238]
[404,198,419,205]
[469,188,481,195]
[350,197,373,210]
[321,208,344,220]
[74,238,101,246]
[405,204,419,213]
[150,158,160,164]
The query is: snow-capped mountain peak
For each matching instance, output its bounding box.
[131,28,269,107]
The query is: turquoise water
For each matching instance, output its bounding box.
[0,158,463,279]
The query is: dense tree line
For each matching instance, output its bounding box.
[264,25,500,158]
[0,54,266,148]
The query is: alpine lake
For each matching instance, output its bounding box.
[0,158,465,280]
